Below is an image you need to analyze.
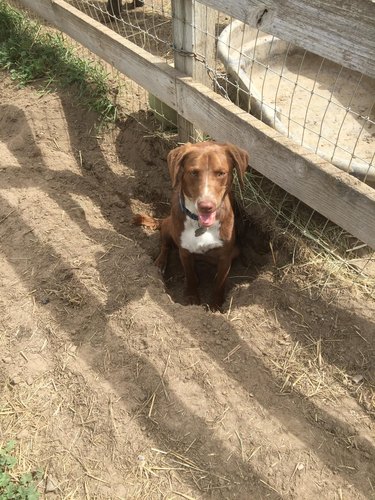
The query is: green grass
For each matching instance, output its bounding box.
[0,441,42,499]
[0,1,117,122]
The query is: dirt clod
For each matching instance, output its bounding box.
[45,476,59,493]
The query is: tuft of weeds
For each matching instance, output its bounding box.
[0,1,117,123]
[0,440,42,499]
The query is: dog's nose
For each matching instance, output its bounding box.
[198,200,216,213]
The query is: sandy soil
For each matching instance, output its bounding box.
[0,72,374,499]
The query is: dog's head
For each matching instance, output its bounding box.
[167,141,249,227]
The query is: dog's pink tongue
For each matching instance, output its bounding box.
[198,211,216,227]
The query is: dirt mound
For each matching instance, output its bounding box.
[0,73,374,499]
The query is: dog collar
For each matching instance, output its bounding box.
[179,194,199,221]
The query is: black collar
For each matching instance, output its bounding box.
[179,194,199,221]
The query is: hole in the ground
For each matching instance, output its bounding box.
[139,211,273,309]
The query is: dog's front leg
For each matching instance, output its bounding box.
[211,256,232,311]
[154,217,172,275]
[179,248,200,305]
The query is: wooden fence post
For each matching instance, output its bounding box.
[172,0,216,143]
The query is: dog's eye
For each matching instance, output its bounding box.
[190,170,199,177]
[216,171,226,177]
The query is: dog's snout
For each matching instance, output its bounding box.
[197,200,216,213]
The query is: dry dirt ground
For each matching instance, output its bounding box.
[0,72,374,499]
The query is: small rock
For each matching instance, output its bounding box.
[10,376,22,386]
[45,476,59,493]
[351,374,364,384]
[2,356,12,364]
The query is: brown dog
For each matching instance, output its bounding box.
[136,141,249,310]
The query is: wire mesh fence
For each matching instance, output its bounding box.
[62,1,375,175]
[216,20,375,183]
[70,0,173,59]
[8,0,375,295]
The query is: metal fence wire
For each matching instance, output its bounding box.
[70,0,173,59]
[71,0,374,183]
[14,0,375,295]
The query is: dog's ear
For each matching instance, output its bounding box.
[225,144,249,187]
[167,143,192,188]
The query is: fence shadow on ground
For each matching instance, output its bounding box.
[0,97,374,497]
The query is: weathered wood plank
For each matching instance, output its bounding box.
[200,0,375,78]
[191,3,216,88]
[172,0,216,142]
[171,0,195,142]
[17,0,375,248]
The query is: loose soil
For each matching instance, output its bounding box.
[0,72,374,499]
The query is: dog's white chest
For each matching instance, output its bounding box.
[180,219,223,254]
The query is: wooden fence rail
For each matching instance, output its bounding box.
[17,0,375,249]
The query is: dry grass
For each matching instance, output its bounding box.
[238,170,375,299]
[267,323,374,417]
[271,337,344,401]
[0,357,184,498]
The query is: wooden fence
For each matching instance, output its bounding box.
[17,0,375,249]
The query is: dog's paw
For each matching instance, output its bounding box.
[208,302,223,313]
[209,293,225,313]
[154,255,167,275]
